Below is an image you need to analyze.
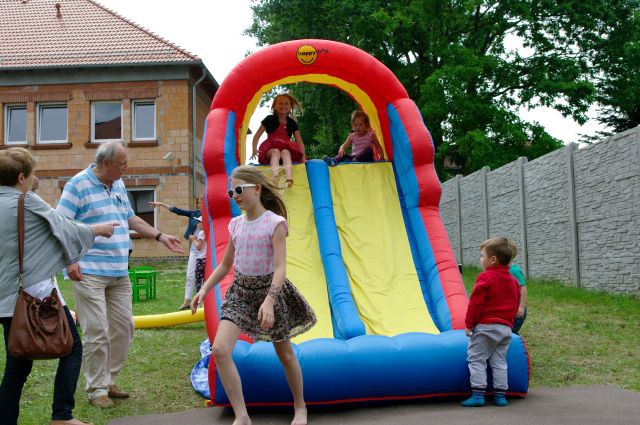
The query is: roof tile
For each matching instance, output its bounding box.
[0,0,200,69]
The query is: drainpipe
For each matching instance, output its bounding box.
[192,64,207,199]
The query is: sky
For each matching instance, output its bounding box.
[96,0,607,145]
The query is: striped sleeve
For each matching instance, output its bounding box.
[57,180,81,219]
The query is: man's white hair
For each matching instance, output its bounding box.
[96,141,125,164]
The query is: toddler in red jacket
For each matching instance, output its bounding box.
[462,237,520,407]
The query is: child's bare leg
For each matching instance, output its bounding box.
[212,321,251,425]
[274,340,307,425]
[266,148,282,180]
[281,150,293,187]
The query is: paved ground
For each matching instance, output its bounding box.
[108,385,639,425]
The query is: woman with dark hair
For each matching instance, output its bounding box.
[0,147,117,425]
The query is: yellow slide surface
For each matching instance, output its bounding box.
[263,165,334,342]
[329,163,439,336]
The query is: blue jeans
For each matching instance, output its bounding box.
[512,307,527,334]
[0,306,82,424]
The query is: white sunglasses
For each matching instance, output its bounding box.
[227,184,257,198]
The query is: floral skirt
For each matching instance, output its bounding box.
[258,138,304,164]
[220,271,317,342]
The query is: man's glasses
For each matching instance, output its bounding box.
[227,184,257,198]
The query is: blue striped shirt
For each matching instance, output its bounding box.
[57,164,134,277]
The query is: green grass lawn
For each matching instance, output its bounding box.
[1,265,639,425]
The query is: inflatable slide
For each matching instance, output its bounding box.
[195,39,530,405]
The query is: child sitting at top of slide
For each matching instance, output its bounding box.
[250,93,306,187]
[323,110,384,166]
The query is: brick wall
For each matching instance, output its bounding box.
[0,78,214,259]
[440,126,640,295]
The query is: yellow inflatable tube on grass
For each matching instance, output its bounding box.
[133,308,205,329]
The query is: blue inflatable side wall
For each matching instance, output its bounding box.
[387,103,452,332]
[306,160,366,340]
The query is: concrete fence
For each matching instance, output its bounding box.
[439,126,640,295]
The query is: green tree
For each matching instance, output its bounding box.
[247,0,636,176]
[592,9,640,135]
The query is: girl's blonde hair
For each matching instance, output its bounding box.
[271,93,304,117]
[351,110,371,128]
[231,165,288,220]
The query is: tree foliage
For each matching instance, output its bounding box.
[592,8,640,134]
[247,0,638,176]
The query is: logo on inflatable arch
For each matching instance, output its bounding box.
[296,44,328,65]
[296,45,318,64]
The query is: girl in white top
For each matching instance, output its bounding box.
[192,165,315,425]
[191,218,206,293]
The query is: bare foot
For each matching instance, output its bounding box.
[291,406,307,425]
[232,415,251,425]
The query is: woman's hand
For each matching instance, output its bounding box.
[257,296,275,330]
[249,150,258,161]
[91,222,119,238]
[515,306,526,318]
[149,201,169,210]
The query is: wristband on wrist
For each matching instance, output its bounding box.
[155,232,163,241]
[267,285,280,299]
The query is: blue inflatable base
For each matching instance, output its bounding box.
[192,331,529,405]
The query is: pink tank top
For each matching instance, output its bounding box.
[228,210,288,276]
[349,129,373,156]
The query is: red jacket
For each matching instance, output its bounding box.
[465,265,520,329]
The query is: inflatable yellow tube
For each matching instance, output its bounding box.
[133,308,205,329]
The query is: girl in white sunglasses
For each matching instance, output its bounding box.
[192,165,316,425]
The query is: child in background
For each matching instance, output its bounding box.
[150,199,201,310]
[463,237,520,408]
[322,110,384,166]
[191,165,316,425]
[250,93,306,188]
[509,262,527,334]
[190,217,206,295]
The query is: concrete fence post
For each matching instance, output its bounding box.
[481,166,490,240]
[566,144,581,287]
[517,157,529,277]
[455,174,463,265]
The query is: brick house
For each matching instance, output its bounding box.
[0,0,218,259]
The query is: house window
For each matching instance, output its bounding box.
[132,101,156,141]
[37,104,68,144]
[92,102,122,142]
[127,188,155,228]
[4,105,27,144]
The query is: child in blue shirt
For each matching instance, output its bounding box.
[509,263,527,334]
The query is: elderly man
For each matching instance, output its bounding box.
[57,141,184,408]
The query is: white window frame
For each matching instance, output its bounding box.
[37,103,68,144]
[132,100,156,141]
[127,187,156,232]
[4,104,27,145]
[91,101,123,143]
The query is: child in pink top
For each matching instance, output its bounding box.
[250,93,306,187]
[191,165,316,425]
[323,110,384,166]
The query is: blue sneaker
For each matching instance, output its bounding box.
[461,391,485,407]
[322,155,337,166]
[493,392,508,406]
